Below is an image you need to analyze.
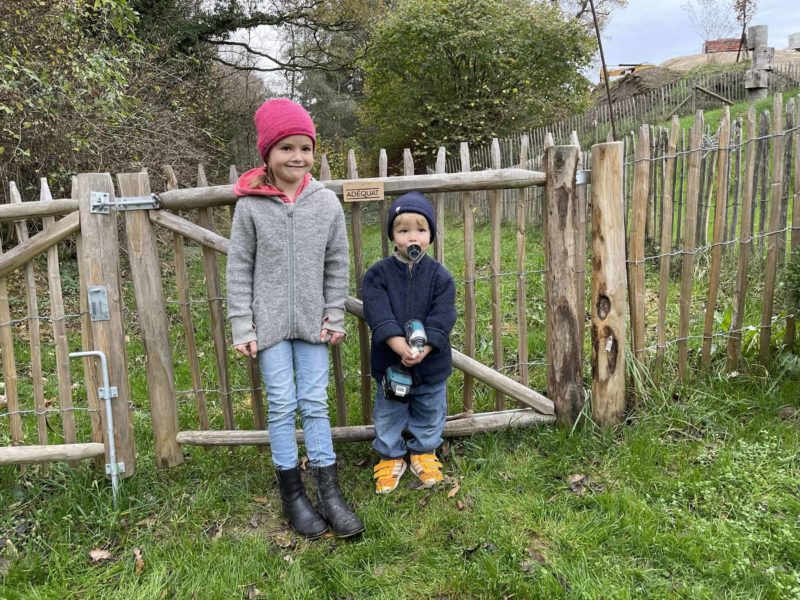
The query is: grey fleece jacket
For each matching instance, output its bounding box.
[226,179,349,350]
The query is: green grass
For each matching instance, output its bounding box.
[1,371,798,598]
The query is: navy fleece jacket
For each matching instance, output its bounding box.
[362,254,457,384]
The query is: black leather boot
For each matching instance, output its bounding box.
[312,463,365,538]
[275,467,328,539]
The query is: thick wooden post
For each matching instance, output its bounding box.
[118,173,183,469]
[75,173,136,477]
[590,142,627,426]
[544,145,583,426]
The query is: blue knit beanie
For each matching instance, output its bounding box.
[387,191,436,241]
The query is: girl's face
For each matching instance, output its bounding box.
[392,213,430,258]
[267,134,314,190]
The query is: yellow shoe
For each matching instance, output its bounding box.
[373,458,407,494]
[409,453,443,488]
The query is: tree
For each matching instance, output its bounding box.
[361,0,595,162]
[733,0,758,60]
[682,0,738,44]
[547,0,629,32]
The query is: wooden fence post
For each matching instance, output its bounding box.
[196,165,234,429]
[75,173,136,477]
[678,111,704,382]
[727,106,757,369]
[348,150,372,424]
[118,172,183,469]
[490,139,505,410]
[460,142,476,413]
[590,142,627,426]
[628,125,650,363]
[544,145,583,425]
[701,107,731,370]
[655,116,681,376]
[787,100,800,351]
[760,94,784,363]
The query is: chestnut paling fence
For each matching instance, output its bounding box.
[0,95,797,477]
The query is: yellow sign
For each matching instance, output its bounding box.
[342,181,385,202]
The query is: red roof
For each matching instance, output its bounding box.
[703,38,743,53]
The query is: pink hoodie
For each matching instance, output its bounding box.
[233,167,311,203]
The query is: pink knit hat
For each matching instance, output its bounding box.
[254,98,316,161]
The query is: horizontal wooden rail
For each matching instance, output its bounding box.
[0,211,81,279]
[177,408,554,446]
[149,210,230,254]
[0,199,79,223]
[0,443,105,466]
[157,168,547,210]
[345,298,554,415]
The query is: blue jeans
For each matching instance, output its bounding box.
[372,379,448,459]
[258,340,336,470]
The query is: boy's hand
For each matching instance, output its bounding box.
[386,336,416,363]
[401,344,432,367]
[235,341,258,358]
[321,329,345,345]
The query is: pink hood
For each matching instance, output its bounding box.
[233,167,311,203]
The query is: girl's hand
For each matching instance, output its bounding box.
[235,341,258,358]
[321,329,345,345]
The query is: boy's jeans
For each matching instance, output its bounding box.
[258,340,336,470]
[372,379,447,459]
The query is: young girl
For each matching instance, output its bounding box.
[227,98,363,539]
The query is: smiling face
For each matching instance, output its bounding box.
[266,134,314,194]
[392,213,431,259]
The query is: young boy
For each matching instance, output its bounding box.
[362,191,457,494]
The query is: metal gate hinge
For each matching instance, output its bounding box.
[91,191,160,214]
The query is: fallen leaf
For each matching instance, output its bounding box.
[245,584,263,599]
[252,496,269,505]
[204,523,222,538]
[456,500,465,510]
[355,458,369,468]
[299,457,309,471]
[0,558,10,577]
[447,482,461,498]
[249,514,260,528]
[568,474,588,495]
[89,548,113,563]
[137,516,157,528]
[133,548,144,575]
[274,534,294,549]
[282,554,293,564]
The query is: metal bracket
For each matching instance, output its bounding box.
[576,170,592,186]
[90,191,160,214]
[88,286,110,322]
[98,386,119,401]
[105,462,125,475]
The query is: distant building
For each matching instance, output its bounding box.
[703,38,743,54]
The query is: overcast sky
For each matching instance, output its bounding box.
[601,0,798,71]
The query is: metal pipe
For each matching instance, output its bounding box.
[69,350,120,508]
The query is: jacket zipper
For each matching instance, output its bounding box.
[287,204,295,337]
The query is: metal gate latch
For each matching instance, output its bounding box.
[90,191,160,214]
